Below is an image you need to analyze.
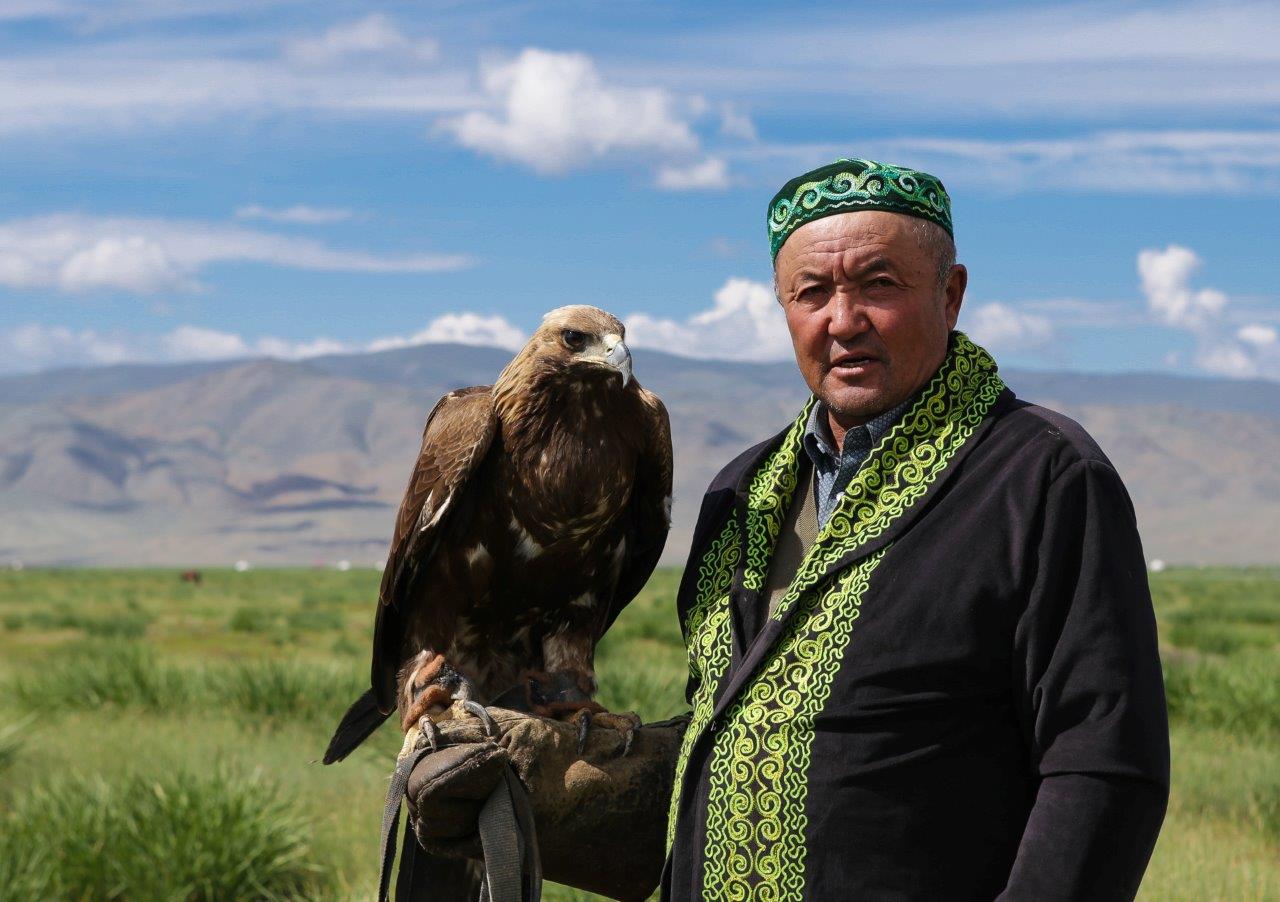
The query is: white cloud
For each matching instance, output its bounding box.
[0,324,133,371]
[1138,245,1228,330]
[1136,245,1279,379]
[0,214,471,294]
[1238,323,1278,347]
[963,303,1055,351]
[160,325,250,361]
[254,335,352,359]
[0,310,530,374]
[285,14,439,67]
[1194,342,1258,378]
[625,278,793,362]
[366,313,527,352]
[58,235,193,294]
[656,157,730,191]
[235,204,354,224]
[439,49,700,174]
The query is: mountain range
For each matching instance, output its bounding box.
[1,344,1276,567]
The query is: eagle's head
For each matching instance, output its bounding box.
[502,305,634,391]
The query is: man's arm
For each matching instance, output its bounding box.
[1000,459,1170,901]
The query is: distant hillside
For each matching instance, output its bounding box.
[1,345,1276,566]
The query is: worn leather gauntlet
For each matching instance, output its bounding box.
[407,708,688,902]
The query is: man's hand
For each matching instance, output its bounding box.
[406,707,687,902]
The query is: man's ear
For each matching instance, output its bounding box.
[943,264,967,330]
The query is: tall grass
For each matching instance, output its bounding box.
[1162,649,1280,738]
[0,715,32,773]
[0,767,329,900]
[12,641,188,711]
[11,642,364,727]
[217,659,365,721]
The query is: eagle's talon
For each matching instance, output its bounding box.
[575,709,592,754]
[415,716,444,752]
[460,699,500,740]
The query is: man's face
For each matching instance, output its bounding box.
[773,211,966,427]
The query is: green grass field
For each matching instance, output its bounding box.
[0,567,1275,900]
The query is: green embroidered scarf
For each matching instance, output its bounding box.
[667,331,1005,899]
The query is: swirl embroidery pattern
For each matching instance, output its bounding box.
[666,518,739,852]
[695,332,1004,899]
[767,159,952,259]
[701,549,885,901]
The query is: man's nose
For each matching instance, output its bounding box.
[827,291,869,339]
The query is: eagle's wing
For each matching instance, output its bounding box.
[599,386,674,634]
[371,385,498,712]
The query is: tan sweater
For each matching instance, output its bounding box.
[762,462,819,617]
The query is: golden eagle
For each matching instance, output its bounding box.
[326,305,672,763]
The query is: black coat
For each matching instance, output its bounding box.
[661,333,1169,901]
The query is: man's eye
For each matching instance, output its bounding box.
[562,329,588,350]
[868,277,896,290]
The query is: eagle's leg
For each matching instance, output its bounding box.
[398,651,499,758]
[569,707,643,756]
[517,668,642,755]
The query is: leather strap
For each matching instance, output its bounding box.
[378,742,541,902]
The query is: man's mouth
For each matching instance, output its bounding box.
[829,353,881,371]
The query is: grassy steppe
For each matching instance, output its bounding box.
[0,567,1275,900]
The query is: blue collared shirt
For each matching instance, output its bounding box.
[802,396,915,529]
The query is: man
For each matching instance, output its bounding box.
[408,159,1170,901]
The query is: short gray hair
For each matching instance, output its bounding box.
[772,216,956,300]
[912,218,957,293]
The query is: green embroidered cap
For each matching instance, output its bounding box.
[767,158,953,260]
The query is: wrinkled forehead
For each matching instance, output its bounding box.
[540,304,624,336]
[774,210,924,275]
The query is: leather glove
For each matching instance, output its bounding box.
[407,707,688,902]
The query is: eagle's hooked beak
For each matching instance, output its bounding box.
[603,333,632,387]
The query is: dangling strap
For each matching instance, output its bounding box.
[377,744,541,902]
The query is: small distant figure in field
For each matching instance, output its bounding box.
[180,570,202,585]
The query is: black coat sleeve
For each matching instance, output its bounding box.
[999,459,1170,901]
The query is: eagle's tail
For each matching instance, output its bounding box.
[324,688,390,764]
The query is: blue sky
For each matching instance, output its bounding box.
[1,0,1277,379]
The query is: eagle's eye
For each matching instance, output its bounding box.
[561,329,588,351]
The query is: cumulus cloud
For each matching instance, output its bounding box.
[656,157,730,191]
[1137,244,1278,379]
[963,302,1055,351]
[0,324,133,372]
[285,14,439,66]
[439,48,700,174]
[624,278,793,362]
[58,236,193,294]
[0,214,471,294]
[366,313,527,352]
[1138,245,1228,330]
[1237,323,1277,347]
[235,204,355,224]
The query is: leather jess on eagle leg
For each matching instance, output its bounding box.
[407,708,686,902]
